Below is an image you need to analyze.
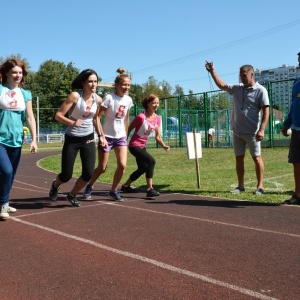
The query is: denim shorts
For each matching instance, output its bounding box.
[99,136,127,153]
[232,132,261,157]
[288,130,300,163]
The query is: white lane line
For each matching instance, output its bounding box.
[11,217,278,300]
[14,199,300,238]
[115,204,300,238]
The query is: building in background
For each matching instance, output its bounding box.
[254,65,300,112]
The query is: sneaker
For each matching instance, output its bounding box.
[146,189,160,197]
[255,188,264,195]
[7,206,17,213]
[230,187,245,194]
[66,193,81,207]
[108,190,124,202]
[283,195,300,205]
[83,184,93,200]
[0,204,9,220]
[49,180,60,201]
[121,185,135,193]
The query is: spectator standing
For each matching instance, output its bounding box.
[208,126,215,147]
[205,61,270,195]
[282,52,300,205]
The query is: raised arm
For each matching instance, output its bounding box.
[205,61,230,92]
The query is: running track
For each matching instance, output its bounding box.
[1,151,299,300]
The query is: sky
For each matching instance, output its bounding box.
[2,0,300,95]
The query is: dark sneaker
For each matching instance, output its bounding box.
[83,184,93,200]
[146,189,160,197]
[255,188,264,195]
[108,190,124,202]
[49,180,60,201]
[283,195,300,205]
[230,187,245,194]
[121,185,135,193]
[66,193,81,207]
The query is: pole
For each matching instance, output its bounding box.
[193,129,200,188]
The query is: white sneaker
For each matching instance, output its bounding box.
[7,206,17,213]
[0,204,9,220]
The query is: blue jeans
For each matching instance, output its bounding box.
[0,144,22,205]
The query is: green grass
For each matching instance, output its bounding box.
[36,144,294,205]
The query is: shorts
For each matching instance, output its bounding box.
[232,132,261,157]
[288,130,300,163]
[99,136,127,153]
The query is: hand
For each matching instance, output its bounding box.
[163,145,170,151]
[255,130,264,142]
[30,142,37,154]
[281,126,289,137]
[73,119,84,127]
[205,60,214,72]
[98,136,108,148]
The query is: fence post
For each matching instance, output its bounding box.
[177,95,183,147]
[203,92,209,147]
[267,82,274,148]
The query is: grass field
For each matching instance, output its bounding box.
[33,142,295,205]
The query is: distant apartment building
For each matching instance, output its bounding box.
[254,65,300,112]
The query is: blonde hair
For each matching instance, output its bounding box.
[114,67,130,85]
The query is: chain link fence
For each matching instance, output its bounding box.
[29,78,295,148]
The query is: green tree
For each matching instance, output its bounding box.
[174,84,185,96]
[209,92,230,110]
[30,60,80,122]
[0,54,31,70]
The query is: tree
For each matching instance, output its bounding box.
[30,60,80,122]
[0,54,31,70]
[174,84,185,97]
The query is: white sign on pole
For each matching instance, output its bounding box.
[186,132,202,159]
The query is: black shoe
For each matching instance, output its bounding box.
[146,189,160,197]
[283,195,300,205]
[49,180,60,201]
[66,193,81,207]
[121,185,135,193]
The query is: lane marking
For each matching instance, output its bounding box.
[11,217,278,300]
[11,181,300,239]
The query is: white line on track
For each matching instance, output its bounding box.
[11,216,278,300]
[12,179,299,239]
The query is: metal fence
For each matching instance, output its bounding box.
[29,79,294,148]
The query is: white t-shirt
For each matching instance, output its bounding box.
[101,93,133,138]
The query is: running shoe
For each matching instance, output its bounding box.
[121,185,135,193]
[108,190,124,202]
[254,188,264,195]
[283,195,300,205]
[83,184,93,200]
[0,204,9,220]
[7,206,17,213]
[49,180,60,201]
[66,193,81,207]
[146,189,160,197]
[230,187,245,194]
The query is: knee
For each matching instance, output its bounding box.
[58,173,72,183]
[149,157,156,166]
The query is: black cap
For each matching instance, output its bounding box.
[298,52,300,56]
